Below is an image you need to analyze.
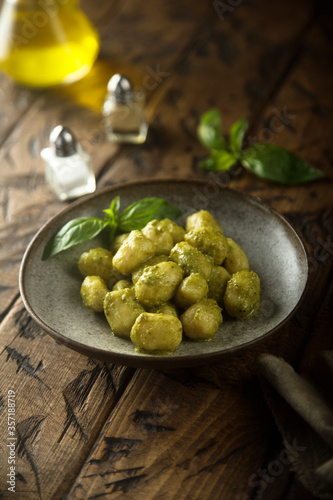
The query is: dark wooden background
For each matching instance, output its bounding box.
[0,0,332,498]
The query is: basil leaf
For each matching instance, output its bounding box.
[229,117,248,154]
[197,109,227,151]
[119,197,182,231]
[103,196,120,241]
[241,144,324,184]
[200,150,238,172]
[42,217,107,260]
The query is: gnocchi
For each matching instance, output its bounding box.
[103,288,144,338]
[131,313,183,353]
[224,270,260,320]
[78,210,261,354]
[80,276,109,312]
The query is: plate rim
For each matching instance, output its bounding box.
[19,178,309,368]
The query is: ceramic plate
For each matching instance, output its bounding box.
[19,179,308,368]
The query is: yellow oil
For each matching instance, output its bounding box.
[0,0,100,87]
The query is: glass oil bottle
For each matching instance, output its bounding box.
[0,0,100,87]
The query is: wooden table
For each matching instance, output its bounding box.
[1,1,332,498]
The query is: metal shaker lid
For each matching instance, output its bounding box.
[49,126,78,157]
[107,74,133,104]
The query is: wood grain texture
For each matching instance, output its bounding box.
[97,0,317,186]
[0,298,134,499]
[66,367,271,499]
[0,0,332,498]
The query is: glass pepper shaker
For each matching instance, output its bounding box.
[41,126,96,201]
[103,74,148,144]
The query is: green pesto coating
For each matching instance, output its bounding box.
[223,270,260,320]
[181,298,223,341]
[142,219,174,255]
[111,232,130,254]
[223,238,249,275]
[131,254,170,285]
[103,288,144,338]
[207,266,231,305]
[185,226,228,265]
[169,241,212,280]
[186,210,223,233]
[112,230,156,276]
[158,218,186,244]
[134,260,183,308]
[130,312,183,353]
[174,273,209,309]
[112,279,133,291]
[80,275,109,312]
[148,302,179,317]
[78,247,115,285]
[79,207,261,355]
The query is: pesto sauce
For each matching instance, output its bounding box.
[133,346,175,355]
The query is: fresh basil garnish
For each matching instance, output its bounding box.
[241,144,324,184]
[197,108,227,151]
[229,117,248,155]
[197,109,324,184]
[42,197,182,260]
[42,217,108,260]
[119,198,182,232]
[103,196,120,242]
[200,150,238,172]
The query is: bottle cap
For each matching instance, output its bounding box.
[49,126,78,157]
[107,74,133,104]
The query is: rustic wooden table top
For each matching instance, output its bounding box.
[0,0,332,499]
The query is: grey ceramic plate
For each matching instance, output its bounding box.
[19,179,308,368]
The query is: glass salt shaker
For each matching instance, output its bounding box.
[41,126,96,201]
[103,74,148,144]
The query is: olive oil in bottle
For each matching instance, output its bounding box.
[0,0,100,87]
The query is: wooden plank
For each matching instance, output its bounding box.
[97,0,316,186]
[0,297,134,499]
[236,15,333,500]
[0,76,39,146]
[66,366,271,499]
[259,278,333,500]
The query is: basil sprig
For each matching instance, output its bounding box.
[198,109,324,184]
[42,196,182,260]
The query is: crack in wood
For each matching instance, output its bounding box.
[83,466,145,479]
[103,474,148,495]
[16,472,28,484]
[14,308,42,341]
[184,441,253,481]
[0,394,4,415]
[100,363,117,398]
[58,362,119,444]
[58,365,101,443]
[4,346,50,389]
[130,409,176,433]
[88,437,142,466]
[17,415,46,499]
[194,438,219,457]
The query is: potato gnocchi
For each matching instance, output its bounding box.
[79,210,261,355]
